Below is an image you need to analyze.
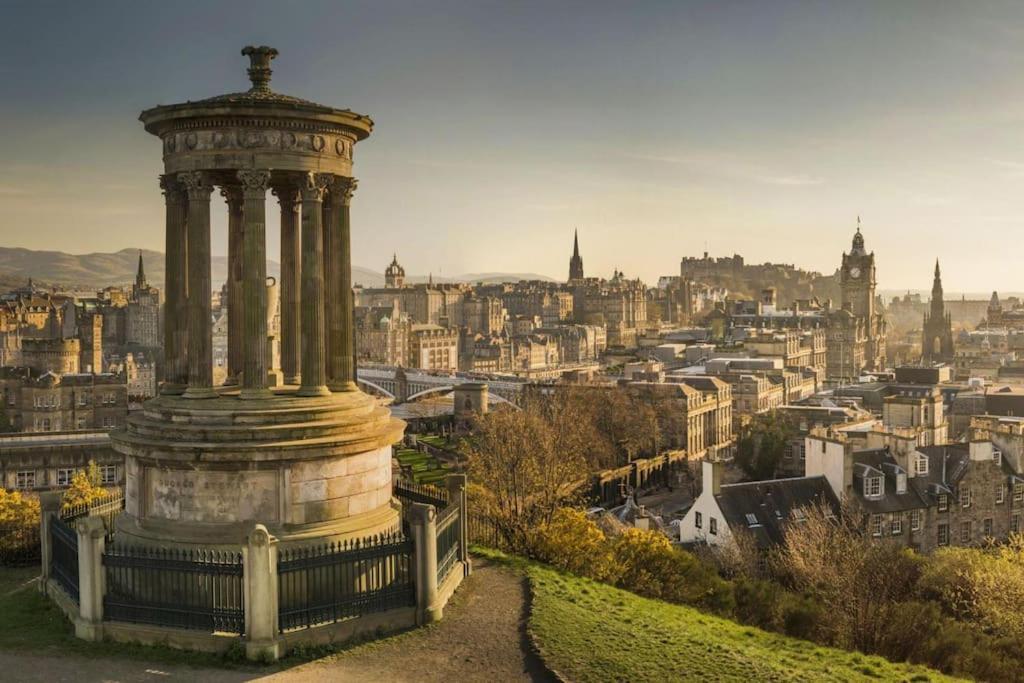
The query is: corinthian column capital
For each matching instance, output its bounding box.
[300,172,331,202]
[237,169,272,198]
[271,184,300,207]
[339,177,358,206]
[159,174,186,204]
[177,171,214,200]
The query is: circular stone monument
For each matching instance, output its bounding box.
[111,46,405,548]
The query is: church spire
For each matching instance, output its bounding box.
[136,250,146,285]
[568,228,584,282]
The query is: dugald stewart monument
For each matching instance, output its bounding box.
[34,46,470,663]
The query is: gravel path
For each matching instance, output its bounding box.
[0,558,555,683]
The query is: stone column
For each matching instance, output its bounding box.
[322,195,335,385]
[179,171,216,399]
[37,491,62,593]
[298,173,330,396]
[160,175,188,394]
[222,186,244,386]
[445,473,471,576]
[273,186,301,386]
[410,502,441,624]
[243,524,282,661]
[74,516,106,641]
[328,178,358,392]
[238,170,272,399]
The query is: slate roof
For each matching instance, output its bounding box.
[851,448,929,513]
[714,475,840,549]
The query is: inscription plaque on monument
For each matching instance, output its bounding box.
[145,468,279,523]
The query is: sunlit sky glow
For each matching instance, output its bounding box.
[2,1,1024,291]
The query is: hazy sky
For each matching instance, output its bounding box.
[2,1,1024,290]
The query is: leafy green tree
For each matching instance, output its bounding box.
[735,411,794,480]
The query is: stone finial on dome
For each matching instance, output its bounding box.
[241,45,279,93]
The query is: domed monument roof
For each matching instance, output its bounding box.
[139,46,371,177]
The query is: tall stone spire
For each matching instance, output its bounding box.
[568,229,584,282]
[136,250,146,289]
[923,257,954,362]
[931,259,944,316]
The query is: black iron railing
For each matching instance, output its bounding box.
[278,533,415,632]
[0,523,40,566]
[467,511,510,551]
[394,478,448,509]
[103,545,245,634]
[61,491,125,544]
[436,502,461,584]
[49,515,79,602]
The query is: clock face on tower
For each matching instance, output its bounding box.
[849,267,861,279]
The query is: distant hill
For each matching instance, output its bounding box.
[0,247,554,292]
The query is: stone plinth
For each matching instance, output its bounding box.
[111,387,404,548]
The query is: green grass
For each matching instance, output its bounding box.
[394,444,451,484]
[474,548,960,683]
[0,565,256,668]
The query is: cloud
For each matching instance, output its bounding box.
[756,174,823,187]
[623,151,823,187]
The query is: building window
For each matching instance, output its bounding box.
[938,523,949,546]
[938,494,948,512]
[694,511,702,529]
[864,476,882,498]
[983,518,993,538]
[709,517,718,535]
[15,471,35,490]
[959,486,971,508]
[100,465,116,485]
[56,468,75,487]
[910,509,921,532]
[960,521,971,544]
[891,514,903,535]
[996,483,1005,505]
[1015,483,1024,503]
[745,513,758,527]
[870,514,883,537]
[1013,514,1021,534]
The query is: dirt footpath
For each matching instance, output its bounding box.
[0,558,555,683]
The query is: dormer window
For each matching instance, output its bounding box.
[745,513,759,527]
[864,476,883,498]
[896,473,907,495]
[792,508,807,523]
[993,450,1002,465]
[914,454,929,476]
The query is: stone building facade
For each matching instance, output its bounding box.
[409,324,459,371]
[0,430,123,492]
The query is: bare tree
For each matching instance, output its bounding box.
[463,403,589,552]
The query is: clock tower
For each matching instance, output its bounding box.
[840,219,876,319]
[827,218,887,382]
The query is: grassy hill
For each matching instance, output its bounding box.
[507,554,959,683]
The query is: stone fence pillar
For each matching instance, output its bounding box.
[75,516,106,641]
[38,492,62,593]
[410,502,440,624]
[243,524,282,662]
[445,474,471,576]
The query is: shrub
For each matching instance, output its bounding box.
[531,508,617,582]
[610,527,733,613]
[61,461,109,510]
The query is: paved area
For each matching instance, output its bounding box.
[0,558,555,683]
